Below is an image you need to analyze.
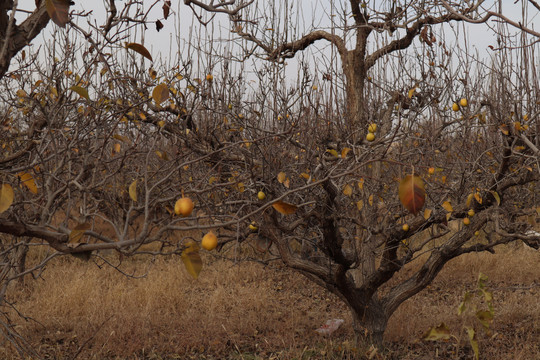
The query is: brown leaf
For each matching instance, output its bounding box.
[152,83,169,104]
[126,42,153,62]
[272,200,298,215]
[156,20,164,32]
[69,222,91,243]
[163,0,171,19]
[255,236,271,253]
[45,0,71,28]
[398,174,426,215]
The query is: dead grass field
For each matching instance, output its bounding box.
[0,244,539,359]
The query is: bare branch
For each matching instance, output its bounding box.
[184,0,254,16]
[441,0,540,38]
[365,13,462,69]
[269,30,347,60]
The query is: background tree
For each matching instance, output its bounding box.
[0,0,538,355]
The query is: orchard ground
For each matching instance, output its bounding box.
[0,240,538,359]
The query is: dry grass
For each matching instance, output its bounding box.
[0,245,539,359]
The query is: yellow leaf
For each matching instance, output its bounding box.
[341,147,352,159]
[300,172,310,179]
[358,178,364,190]
[69,85,90,101]
[368,194,374,206]
[442,201,453,212]
[0,184,14,214]
[474,192,482,204]
[466,193,474,208]
[408,85,417,99]
[467,327,479,360]
[155,150,169,161]
[356,200,364,211]
[499,124,509,136]
[208,176,218,184]
[129,180,137,202]
[326,149,339,157]
[343,184,353,196]
[490,191,500,206]
[283,178,290,188]
[422,323,451,341]
[125,42,153,62]
[446,213,452,221]
[17,173,38,194]
[272,201,298,215]
[113,143,121,153]
[113,134,130,143]
[181,242,202,279]
[424,208,432,220]
[277,172,287,184]
[237,182,245,192]
[69,222,91,243]
[152,83,170,104]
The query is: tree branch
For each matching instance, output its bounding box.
[365,13,462,69]
[184,0,254,16]
[441,0,540,38]
[269,30,346,61]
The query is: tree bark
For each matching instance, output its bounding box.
[350,297,388,347]
[0,2,50,78]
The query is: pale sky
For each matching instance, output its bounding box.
[12,0,537,81]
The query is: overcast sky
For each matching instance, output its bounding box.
[12,0,538,80]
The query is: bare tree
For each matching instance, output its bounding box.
[0,0,538,355]
[183,0,540,345]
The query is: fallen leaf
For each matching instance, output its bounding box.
[272,200,298,215]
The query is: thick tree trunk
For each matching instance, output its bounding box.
[350,297,389,347]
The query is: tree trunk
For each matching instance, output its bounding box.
[349,297,389,347]
[342,50,367,140]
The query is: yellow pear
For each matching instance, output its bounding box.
[201,231,218,250]
[175,197,194,217]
